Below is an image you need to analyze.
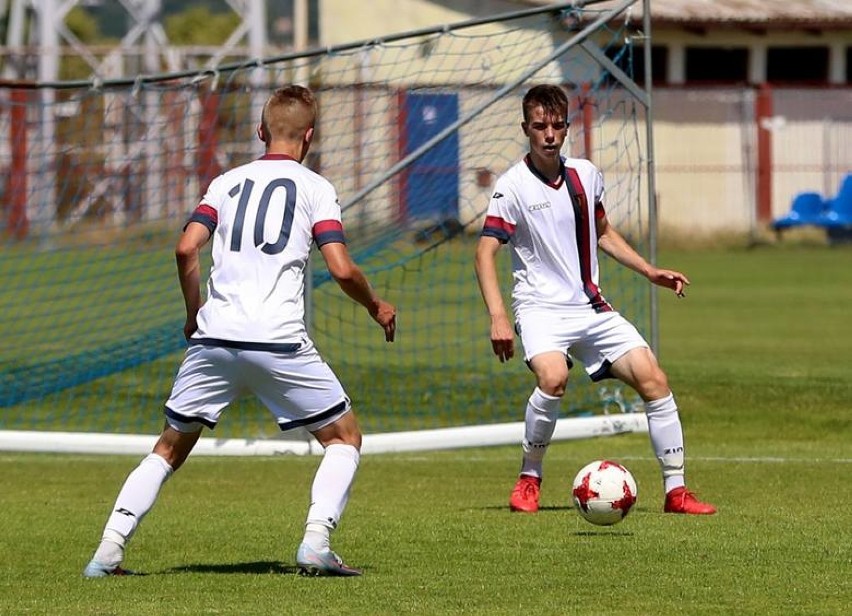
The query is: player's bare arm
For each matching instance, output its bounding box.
[474,236,515,362]
[320,241,396,342]
[175,221,212,339]
[595,212,689,297]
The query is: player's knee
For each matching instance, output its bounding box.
[337,421,362,449]
[529,352,570,396]
[312,410,362,450]
[535,367,569,396]
[540,381,566,397]
[636,369,669,401]
[153,425,201,471]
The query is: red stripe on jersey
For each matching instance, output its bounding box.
[195,204,218,223]
[483,215,516,234]
[565,167,611,313]
[595,201,606,219]
[313,220,343,235]
[185,203,218,233]
[481,215,516,243]
[313,219,345,246]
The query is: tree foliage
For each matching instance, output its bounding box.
[65,6,103,44]
[165,5,241,46]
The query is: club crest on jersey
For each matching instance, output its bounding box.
[528,201,551,211]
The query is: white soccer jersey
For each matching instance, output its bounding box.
[481,155,611,315]
[186,154,345,346]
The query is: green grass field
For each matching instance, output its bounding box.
[1,245,850,615]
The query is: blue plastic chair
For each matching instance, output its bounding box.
[772,191,826,230]
[818,174,852,228]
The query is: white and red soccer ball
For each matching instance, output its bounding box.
[572,460,637,526]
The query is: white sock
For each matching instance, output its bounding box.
[303,523,330,552]
[102,453,173,544]
[519,387,561,479]
[303,444,360,549]
[645,393,686,493]
[92,529,125,567]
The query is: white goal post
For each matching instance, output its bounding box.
[0,414,648,456]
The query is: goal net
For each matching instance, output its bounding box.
[0,0,653,455]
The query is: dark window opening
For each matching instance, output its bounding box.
[846,47,852,83]
[685,47,749,84]
[847,47,852,83]
[604,45,667,85]
[767,47,829,84]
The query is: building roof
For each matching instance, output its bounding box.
[525,0,852,28]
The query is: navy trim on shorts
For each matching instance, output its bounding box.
[165,405,217,429]
[189,337,301,353]
[590,359,616,382]
[524,354,574,373]
[277,400,347,432]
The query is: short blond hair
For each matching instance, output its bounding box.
[260,85,317,143]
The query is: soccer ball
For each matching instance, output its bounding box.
[571,460,637,526]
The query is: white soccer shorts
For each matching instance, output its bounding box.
[164,341,351,433]
[516,308,649,381]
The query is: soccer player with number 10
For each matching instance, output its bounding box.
[83,85,396,578]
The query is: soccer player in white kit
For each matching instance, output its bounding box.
[474,84,715,516]
[83,85,396,578]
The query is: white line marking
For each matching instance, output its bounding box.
[380,454,852,464]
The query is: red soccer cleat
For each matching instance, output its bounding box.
[509,474,541,513]
[664,486,716,515]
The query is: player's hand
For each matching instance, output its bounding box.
[370,299,396,342]
[183,316,198,340]
[648,267,690,298]
[490,314,515,362]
